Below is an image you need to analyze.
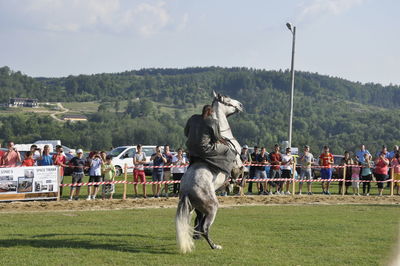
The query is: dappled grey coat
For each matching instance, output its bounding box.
[184,114,236,175]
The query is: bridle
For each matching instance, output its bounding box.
[212,95,242,118]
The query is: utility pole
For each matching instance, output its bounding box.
[286,23,296,148]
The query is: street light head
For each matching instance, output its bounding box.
[286,22,292,31]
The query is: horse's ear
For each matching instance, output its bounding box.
[212,90,218,98]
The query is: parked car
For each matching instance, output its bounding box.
[108,145,157,176]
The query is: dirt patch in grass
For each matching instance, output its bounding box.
[0,195,399,213]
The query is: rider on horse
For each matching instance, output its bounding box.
[184,104,237,176]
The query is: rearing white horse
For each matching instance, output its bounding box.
[176,91,243,253]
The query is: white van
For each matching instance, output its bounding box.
[108,145,157,176]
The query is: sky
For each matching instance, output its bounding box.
[0,0,399,85]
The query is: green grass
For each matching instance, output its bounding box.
[0,205,398,265]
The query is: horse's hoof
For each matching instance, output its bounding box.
[213,245,222,250]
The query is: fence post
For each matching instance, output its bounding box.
[390,166,394,197]
[292,160,296,196]
[57,165,61,201]
[123,164,128,200]
[341,166,346,196]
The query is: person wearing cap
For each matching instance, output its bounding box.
[68,149,86,201]
[299,145,314,195]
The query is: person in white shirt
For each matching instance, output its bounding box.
[299,145,314,195]
[87,151,103,200]
[281,147,293,195]
[133,144,147,198]
[171,148,187,196]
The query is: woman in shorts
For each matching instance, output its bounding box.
[374,152,389,196]
[87,151,103,200]
[281,147,293,195]
[151,146,167,198]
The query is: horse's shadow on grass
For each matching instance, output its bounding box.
[2,233,176,254]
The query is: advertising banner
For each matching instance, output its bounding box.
[0,166,59,201]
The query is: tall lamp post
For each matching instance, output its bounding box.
[286,22,296,148]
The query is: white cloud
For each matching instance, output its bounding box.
[296,0,365,23]
[1,0,175,36]
[177,13,189,31]
[122,1,170,36]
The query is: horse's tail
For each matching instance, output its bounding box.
[176,194,194,253]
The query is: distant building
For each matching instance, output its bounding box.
[63,114,88,122]
[9,98,38,108]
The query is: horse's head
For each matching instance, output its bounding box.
[212,91,243,117]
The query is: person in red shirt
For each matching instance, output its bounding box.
[374,152,389,196]
[269,144,282,194]
[21,151,35,166]
[0,142,21,167]
[319,146,334,195]
[53,146,67,197]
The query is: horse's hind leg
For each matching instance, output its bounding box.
[193,209,204,240]
[202,202,222,250]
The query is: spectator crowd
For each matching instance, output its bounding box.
[240,143,400,197]
[0,141,399,200]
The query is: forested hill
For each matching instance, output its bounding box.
[1,66,400,108]
[0,65,399,154]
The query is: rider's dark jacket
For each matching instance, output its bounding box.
[184,114,235,175]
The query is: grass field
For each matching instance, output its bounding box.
[0,205,398,265]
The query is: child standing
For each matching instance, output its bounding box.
[351,161,361,196]
[22,151,35,166]
[391,153,400,195]
[102,155,116,200]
